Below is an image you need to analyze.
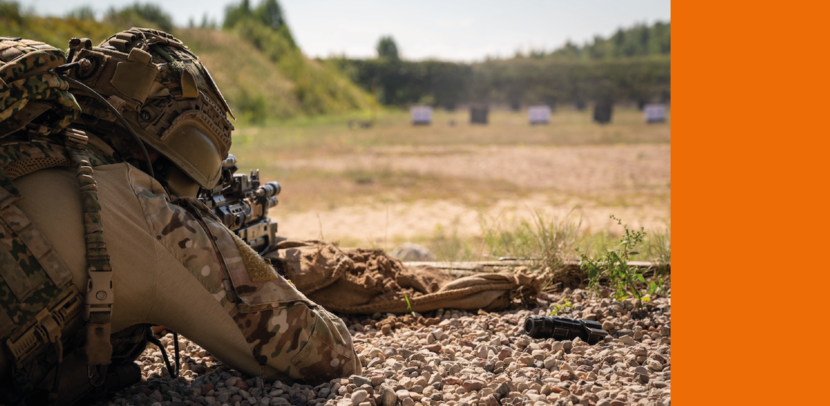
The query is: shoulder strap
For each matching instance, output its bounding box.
[63,128,113,366]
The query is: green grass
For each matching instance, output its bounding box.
[231,107,670,167]
[480,210,581,271]
[408,211,671,267]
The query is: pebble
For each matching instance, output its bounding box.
[351,389,369,405]
[424,343,442,353]
[619,335,637,345]
[462,380,485,391]
[379,384,397,406]
[92,288,671,406]
[395,389,411,400]
[353,375,372,387]
[370,374,386,386]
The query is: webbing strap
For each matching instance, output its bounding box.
[64,128,113,366]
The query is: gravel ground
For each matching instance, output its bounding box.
[96,288,671,406]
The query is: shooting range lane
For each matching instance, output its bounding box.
[281,144,670,193]
[275,143,670,242]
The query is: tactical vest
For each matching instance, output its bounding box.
[0,37,143,405]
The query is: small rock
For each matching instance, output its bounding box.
[650,353,667,364]
[462,380,484,391]
[379,385,397,406]
[353,375,372,387]
[494,382,510,398]
[619,336,636,346]
[483,394,500,406]
[395,389,411,399]
[648,359,664,371]
[390,243,435,261]
[443,376,463,385]
[370,374,386,386]
[351,390,369,405]
[424,344,442,353]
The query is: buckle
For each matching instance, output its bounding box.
[85,270,113,319]
[5,287,81,368]
[64,128,88,146]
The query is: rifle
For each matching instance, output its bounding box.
[198,154,281,254]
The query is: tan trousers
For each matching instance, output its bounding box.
[2,163,359,383]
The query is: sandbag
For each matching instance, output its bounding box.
[265,240,549,314]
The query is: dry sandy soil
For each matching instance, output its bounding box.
[275,144,670,244]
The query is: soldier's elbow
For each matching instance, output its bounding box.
[286,308,362,385]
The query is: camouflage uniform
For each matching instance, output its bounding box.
[0,34,359,404]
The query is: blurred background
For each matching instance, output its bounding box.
[2,0,670,263]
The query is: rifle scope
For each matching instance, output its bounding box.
[256,181,281,198]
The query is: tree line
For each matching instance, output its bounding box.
[326,22,671,109]
[1,0,670,113]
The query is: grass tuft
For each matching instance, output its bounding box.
[481,210,581,272]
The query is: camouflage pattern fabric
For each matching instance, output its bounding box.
[0,139,115,342]
[131,178,360,383]
[0,38,82,136]
[0,175,72,341]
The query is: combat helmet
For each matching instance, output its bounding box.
[65,28,234,196]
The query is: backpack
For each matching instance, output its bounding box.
[0,37,82,138]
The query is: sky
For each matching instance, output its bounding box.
[26,0,670,62]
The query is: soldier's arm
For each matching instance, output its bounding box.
[125,163,362,383]
[14,163,360,384]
